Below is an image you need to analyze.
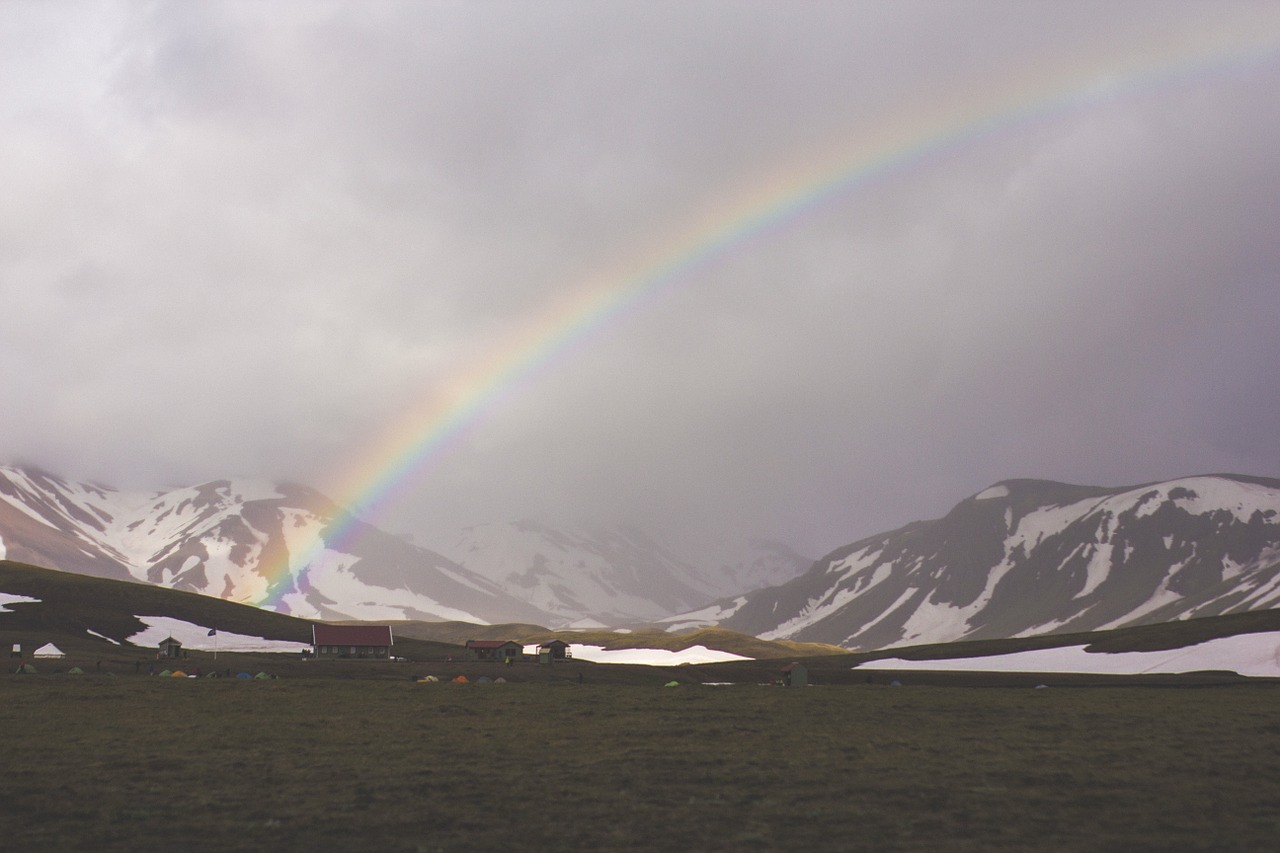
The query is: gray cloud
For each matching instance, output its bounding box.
[2,1,1279,565]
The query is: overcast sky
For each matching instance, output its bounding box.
[3,1,1279,565]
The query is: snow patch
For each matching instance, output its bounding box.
[858,631,1280,677]
[301,551,488,623]
[127,616,312,653]
[1073,543,1113,600]
[0,592,40,612]
[974,485,1009,501]
[899,597,969,644]
[567,643,751,666]
[660,597,747,631]
[86,628,121,645]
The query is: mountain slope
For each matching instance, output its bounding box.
[438,520,726,625]
[0,465,547,625]
[682,475,1280,650]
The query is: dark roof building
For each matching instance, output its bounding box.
[464,640,523,662]
[312,624,394,660]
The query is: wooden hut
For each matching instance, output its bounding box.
[781,662,808,687]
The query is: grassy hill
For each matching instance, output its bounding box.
[0,559,458,665]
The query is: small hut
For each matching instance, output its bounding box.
[158,636,183,659]
[537,640,570,663]
[781,662,808,688]
[10,643,21,659]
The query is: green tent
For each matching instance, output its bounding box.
[15,663,36,674]
[254,672,271,680]
[157,669,172,677]
[67,666,85,675]
[664,680,680,687]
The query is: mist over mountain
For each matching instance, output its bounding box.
[675,475,1280,650]
[436,521,810,627]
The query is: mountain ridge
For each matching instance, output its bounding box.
[672,474,1280,650]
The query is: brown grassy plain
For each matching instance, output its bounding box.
[2,676,1278,852]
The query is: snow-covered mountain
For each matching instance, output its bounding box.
[438,520,728,626]
[0,465,547,624]
[673,475,1280,650]
[0,463,805,628]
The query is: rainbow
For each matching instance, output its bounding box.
[257,34,1280,609]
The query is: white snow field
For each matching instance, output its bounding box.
[0,592,40,612]
[127,616,312,654]
[857,631,1280,677]
[565,643,751,665]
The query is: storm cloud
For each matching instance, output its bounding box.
[3,1,1279,565]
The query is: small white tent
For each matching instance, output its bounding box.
[33,643,65,659]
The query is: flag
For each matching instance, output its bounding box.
[208,628,217,636]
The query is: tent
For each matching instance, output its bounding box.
[67,666,85,675]
[451,675,469,683]
[157,669,172,677]
[416,675,439,683]
[475,676,493,684]
[236,672,253,679]
[33,643,65,659]
[171,670,187,678]
[15,663,36,674]
[493,677,507,684]
[254,672,271,680]
[664,680,680,687]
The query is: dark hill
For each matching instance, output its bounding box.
[0,559,456,663]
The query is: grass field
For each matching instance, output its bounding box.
[2,677,1278,852]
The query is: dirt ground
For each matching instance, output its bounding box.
[1,677,1278,851]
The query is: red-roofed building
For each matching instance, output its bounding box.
[312,624,394,660]
[464,640,523,663]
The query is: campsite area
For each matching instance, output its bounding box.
[2,677,1277,851]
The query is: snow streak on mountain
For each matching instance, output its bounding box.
[675,476,1280,650]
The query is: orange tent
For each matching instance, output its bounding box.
[451,675,469,683]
